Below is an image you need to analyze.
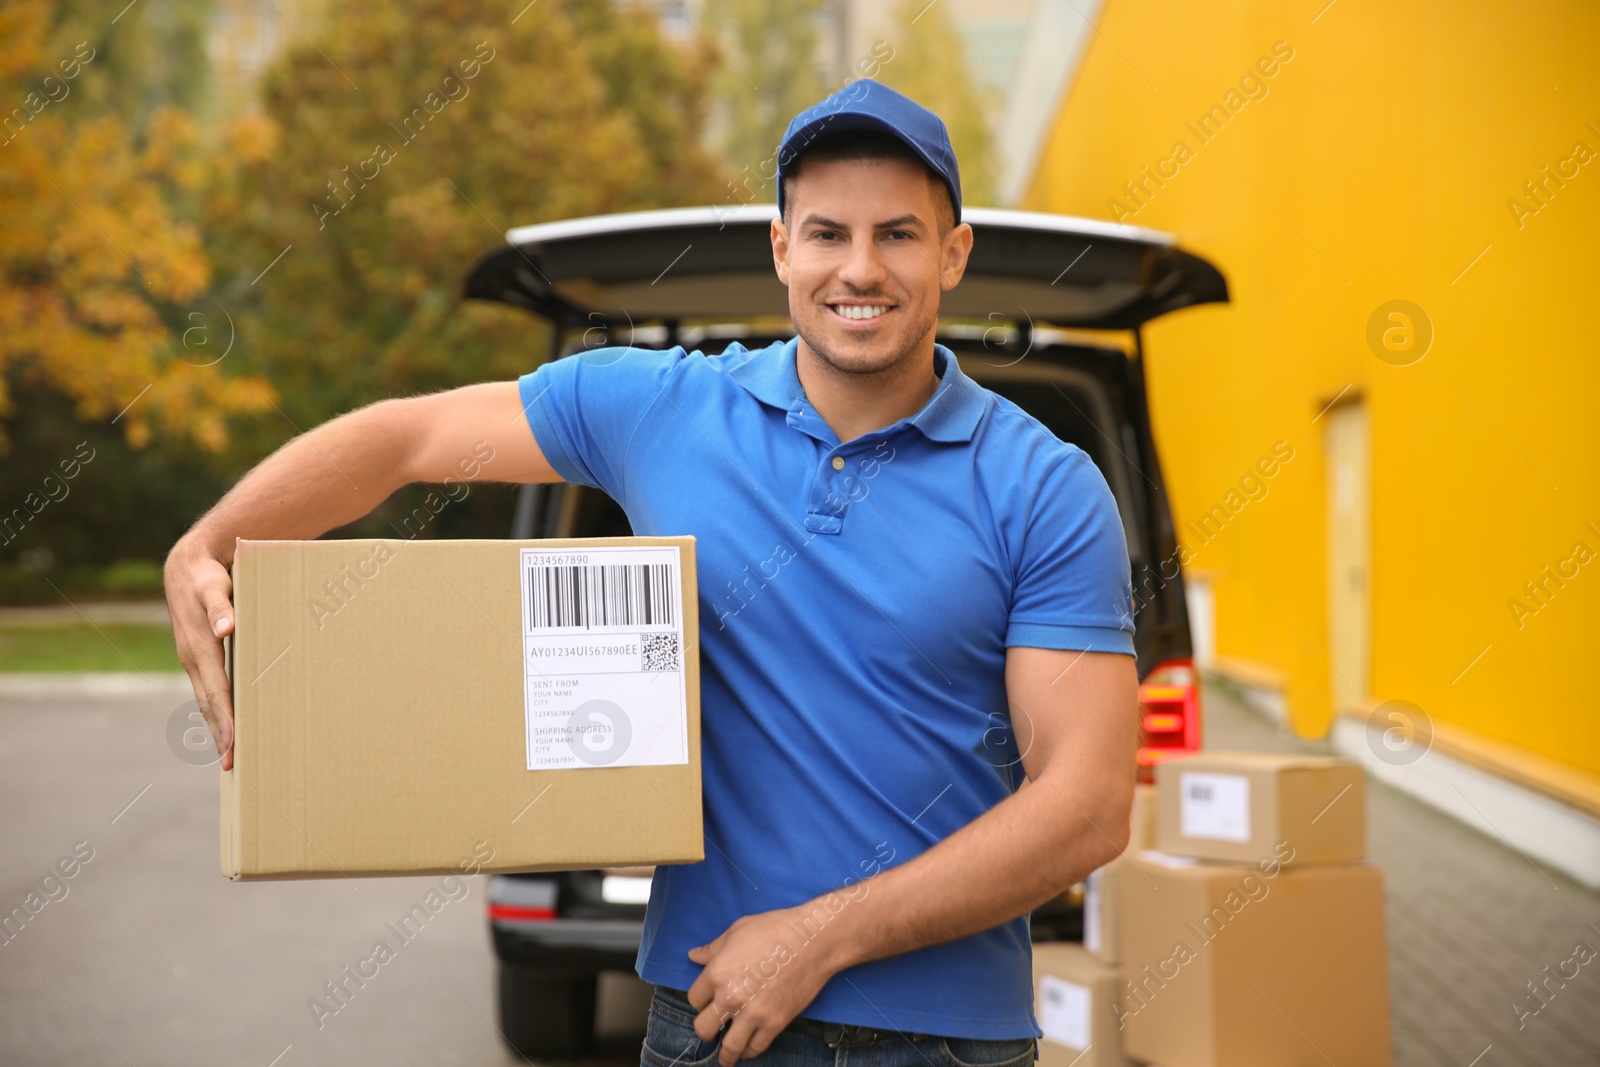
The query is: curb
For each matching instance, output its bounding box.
[0,672,191,699]
[0,601,170,627]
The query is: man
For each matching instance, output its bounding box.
[165,81,1137,1067]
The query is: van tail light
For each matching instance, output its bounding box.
[486,877,558,923]
[487,904,556,922]
[1136,659,1202,784]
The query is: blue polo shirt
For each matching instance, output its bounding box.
[518,336,1134,1039]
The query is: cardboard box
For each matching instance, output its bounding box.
[1083,855,1125,964]
[1032,943,1135,1067]
[223,537,703,880]
[1155,751,1365,865]
[1116,850,1391,1067]
[1129,781,1159,851]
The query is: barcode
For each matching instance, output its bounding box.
[526,563,675,629]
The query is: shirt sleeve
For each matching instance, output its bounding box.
[517,346,685,504]
[1005,448,1136,656]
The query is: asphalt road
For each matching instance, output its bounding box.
[0,685,651,1067]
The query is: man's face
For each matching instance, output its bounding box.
[772,156,973,376]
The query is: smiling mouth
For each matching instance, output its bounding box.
[828,303,892,322]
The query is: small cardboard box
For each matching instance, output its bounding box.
[1116,850,1391,1067]
[1155,751,1365,865]
[223,537,703,880]
[1031,942,1135,1067]
[1083,856,1125,964]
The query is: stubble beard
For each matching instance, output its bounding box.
[796,299,939,380]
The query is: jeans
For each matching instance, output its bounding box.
[640,985,1039,1067]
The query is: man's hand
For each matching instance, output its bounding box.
[685,902,846,1065]
[164,540,238,770]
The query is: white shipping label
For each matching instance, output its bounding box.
[521,546,689,771]
[1180,771,1252,842]
[1038,974,1091,1050]
[1138,849,1202,869]
[1083,870,1102,955]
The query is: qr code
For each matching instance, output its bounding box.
[642,632,680,672]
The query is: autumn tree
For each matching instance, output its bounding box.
[205,0,721,441]
[52,0,215,125]
[702,0,827,182]
[3,0,720,586]
[0,0,271,456]
[186,0,721,543]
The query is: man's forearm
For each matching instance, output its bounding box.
[180,400,415,565]
[162,380,546,771]
[813,767,1131,974]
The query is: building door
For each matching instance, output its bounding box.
[1324,400,1370,715]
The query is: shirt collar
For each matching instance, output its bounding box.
[728,336,988,443]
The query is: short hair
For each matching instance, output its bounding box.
[781,128,957,236]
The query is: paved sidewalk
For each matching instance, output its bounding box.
[1201,681,1600,1067]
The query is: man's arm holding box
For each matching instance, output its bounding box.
[685,646,1139,1063]
[163,381,559,770]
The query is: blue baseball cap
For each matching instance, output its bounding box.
[775,79,962,224]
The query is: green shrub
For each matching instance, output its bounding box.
[101,559,165,595]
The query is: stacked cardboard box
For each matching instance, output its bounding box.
[1032,943,1134,1067]
[1154,751,1365,865]
[1124,752,1389,1067]
[1115,850,1388,1067]
[1040,755,1391,1067]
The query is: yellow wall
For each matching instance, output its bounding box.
[1024,0,1600,776]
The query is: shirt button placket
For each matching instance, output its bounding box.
[805,450,849,535]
